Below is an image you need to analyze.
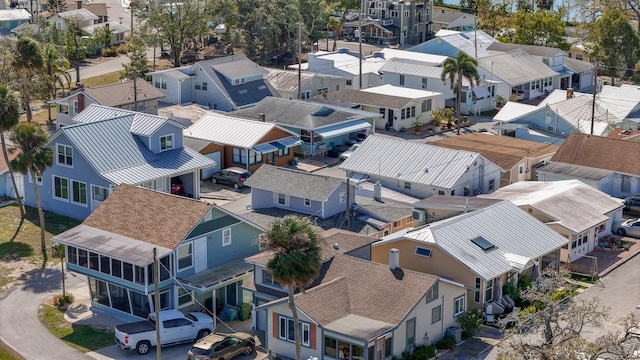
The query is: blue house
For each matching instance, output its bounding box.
[24,104,216,220]
[0,9,31,36]
[52,184,264,322]
[243,164,356,219]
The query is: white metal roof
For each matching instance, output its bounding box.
[376,48,449,66]
[480,180,623,233]
[314,53,387,75]
[361,84,441,99]
[493,101,539,122]
[548,96,616,135]
[0,9,30,21]
[477,50,559,86]
[437,30,497,58]
[57,8,98,21]
[373,201,569,281]
[184,112,286,148]
[537,89,590,107]
[339,135,484,189]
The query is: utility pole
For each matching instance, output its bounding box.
[590,64,597,135]
[130,0,136,38]
[474,19,478,59]
[297,22,302,100]
[153,248,161,360]
[346,178,350,231]
[358,0,363,89]
[133,74,138,111]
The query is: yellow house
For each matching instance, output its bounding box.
[371,201,567,310]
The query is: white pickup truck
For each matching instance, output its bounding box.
[114,309,214,355]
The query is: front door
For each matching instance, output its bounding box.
[388,109,394,128]
[267,152,275,164]
[193,237,207,273]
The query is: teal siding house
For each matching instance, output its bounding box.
[53,184,263,322]
[0,9,30,36]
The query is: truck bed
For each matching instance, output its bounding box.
[115,320,155,335]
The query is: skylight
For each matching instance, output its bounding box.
[471,236,495,251]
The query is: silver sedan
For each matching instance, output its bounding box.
[613,218,640,237]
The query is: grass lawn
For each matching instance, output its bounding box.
[480,109,500,117]
[39,305,114,353]
[570,273,598,284]
[0,342,23,360]
[81,71,123,88]
[0,204,81,264]
[0,266,13,290]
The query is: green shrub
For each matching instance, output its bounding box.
[411,344,436,359]
[502,281,520,302]
[434,336,455,350]
[458,310,482,338]
[518,275,533,291]
[551,287,571,301]
[115,43,129,54]
[53,293,75,307]
[101,48,117,57]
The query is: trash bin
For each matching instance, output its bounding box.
[446,326,462,343]
[238,303,252,321]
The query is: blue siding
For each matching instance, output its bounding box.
[149,122,184,153]
[511,108,577,136]
[409,39,460,58]
[250,188,277,209]
[324,182,355,218]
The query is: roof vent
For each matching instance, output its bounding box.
[333,243,340,250]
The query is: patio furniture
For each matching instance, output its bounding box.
[317,144,330,156]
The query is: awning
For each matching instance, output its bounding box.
[558,70,574,77]
[316,120,371,139]
[274,137,303,148]
[252,137,302,154]
[252,142,279,154]
[358,216,386,230]
[472,87,491,99]
[505,253,535,272]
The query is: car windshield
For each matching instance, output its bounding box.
[189,346,211,355]
[349,144,359,151]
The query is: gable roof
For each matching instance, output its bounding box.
[376,48,449,65]
[264,69,344,92]
[493,101,539,122]
[375,201,568,280]
[83,184,211,249]
[80,80,165,107]
[480,180,623,233]
[324,85,439,110]
[433,133,559,170]
[72,104,184,133]
[244,164,344,202]
[82,21,127,35]
[551,132,640,175]
[537,89,590,107]
[308,51,388,76]
[431,29,497,58]
[545,95,617,135]
[56,8,97,21]
[432,9,476,25]
[232,97,380,129]
[596,85,640,120]
[477,50,559,86]
[340,135,493,189]
[536,161,613,180]
[563,56,594,73]
[487,42,564,57]
[0,9,30,21]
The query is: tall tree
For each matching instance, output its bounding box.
[512,10,570,50]
[62,16,96,84]
[12,37,44,122]
[0,86,25,219]
[259,215,323,360]
[9,123,54,259]
[327,16,340,51]
[440,51,480,135]
[586,7,640,85]
[47,0,67,15]
[41,43,71,125]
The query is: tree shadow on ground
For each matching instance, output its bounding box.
[20,267,61,294]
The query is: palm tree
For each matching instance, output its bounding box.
[440,51,480,134]
[259,215,323,360]
[0,86,25,219]
[12,37,44,122]
[42,43,72,126]
[9,123,54,259]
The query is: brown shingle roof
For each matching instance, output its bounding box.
[83,80,165,107]
[434,133,559,170]
[82,184,211,249]
[324,88,412,110]
[294,253,439,330]
[607,128,640,140]
[551,133,640,175]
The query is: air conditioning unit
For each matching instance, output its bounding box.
[412,209,426,222]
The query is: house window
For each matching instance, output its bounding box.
[431,305,442,324]
[463,185,470,196]
[415,246,432,258]
[519,165,524,174]
[454,295,466,316]
[339,192,346,204]
[346,79,352,86]
[488,179,495,191]
[58,104,69,114]
[154,77,167,89]
[177,243,193,270]
[547,125,555,132]
[393,220,400,227]
[56,20,62,29]
[304,198,311,207]
[53,176,69,201]
[404,182,411,190]
[277,147,289,157]
[278,316,311,347]
[232,148,259,165]
[71,180,87,206]
[576,54,584,60]
[406,318,416,347]
[278,193,286,205]
[622,175,632,193]
[421,77,428,89]
[160,134,173,151]
[426,282,438,302]
[195,80,207,91]
[262,269,280,286]
[422,99,432,112]
[399,74,405,86]
[178,288,194,307]
[57,144,73,166]
[222,228,231,246]
[450,189,455,196]
[390,10,398,17]
[29,170,42,185]
[474,277,481,303]
[485,279,493,302]
[72,100,79,115]
[141,180,154,189]
[67,246,78,265]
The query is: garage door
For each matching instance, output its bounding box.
[201,151,222,179]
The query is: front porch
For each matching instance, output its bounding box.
[564,236,640,278]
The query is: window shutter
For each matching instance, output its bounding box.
[310,323,316,349]
[272,312,278,339]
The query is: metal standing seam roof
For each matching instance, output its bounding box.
[339,135,488,189]
[537,89,590,107]
[493,101,539,122]
[243,164,344,202]
[377,48,449,65]
[72,104,184,134]
[57,8,98,21]
[436,30,497,58]
[325,89,413,110]
[563,57,594,73]
[479,180,623,233]
[311,52,388,76]
[536,162,613,181]
[549,96,616,135]
[82,21,127,34]
[374,201,569,281]
[71,103,133,123]
[486,42,564,58]
[0,9,30,21]
[361,84,441,99]
[477,50,559,86]
[265,69,316,91]
[378,60,480,88]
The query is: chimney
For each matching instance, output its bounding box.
[373,180,382,202]
[258,113,265,122]
[333,243,340,250]
[566,88,574,99]
[77,92,85,112]
[76,0,82,9]
[389,248,399,270]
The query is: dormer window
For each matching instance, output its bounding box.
[160,134,173,151]
[233,77,247,85]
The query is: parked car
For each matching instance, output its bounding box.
[171,177,185,195]
[622,197,640,214]
[340,143,361,160]
[512,89,525,101]
[210,167,251,189]
[115,310,214,355]
[187,332,255,360]
[613,218,640,237]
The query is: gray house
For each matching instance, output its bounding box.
[146,54,278,110]
[244,164,356,219]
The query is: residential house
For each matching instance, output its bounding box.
[432,8,476,32]
[409,195,502,224]
[0,9,30,35]
[608,128,640,140]
[64,0,108,23]
[51,80,166,128]
[232,97,380,156]
[183,113,302,176]
[264,69,349,100]
[479,180,624,262]
[0,151,23,199]
[409,29,497,59]
[146,54,278,110]
[244,164,355,219]
[24,104,215,219]
[433,133,559,187]
[323,84,444,131]
[354,196,415,237]
[306,48,387,89]
[340,135,503,198]
[537,133,640,197]
[82,21,127,46]
[52,184,263,322]
[372,200,568,308]
[49,8,97,32]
